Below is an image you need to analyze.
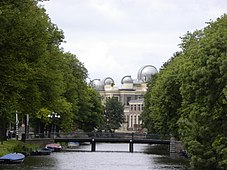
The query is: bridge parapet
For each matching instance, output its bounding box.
[24,132,170,141]
[55,132,169,140]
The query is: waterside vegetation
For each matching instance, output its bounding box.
[0,140,38,157]
[142,14,227,170]
[0,0,105,142]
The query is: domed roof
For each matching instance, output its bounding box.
[103,77,115,86]
[91,79,104,91]
[137,65,158,82]
[121,75,133,84]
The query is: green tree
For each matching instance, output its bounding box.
[0,0,96,138]
[142,52,183,138]
[104,97,124,132]
[143,14,227,169]
[0,0,63,139]
[141,77,158,134]
[178,15,227,169]
[75,86,105,132]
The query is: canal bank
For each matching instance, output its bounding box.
[0,140,39,157]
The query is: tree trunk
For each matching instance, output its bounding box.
[0,115,7,144]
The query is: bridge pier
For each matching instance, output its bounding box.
[91,138,96,152]
[129,140,133,152]
[170,136,177,158]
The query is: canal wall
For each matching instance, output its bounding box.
[170,136,186,158]
[24,138,54,147]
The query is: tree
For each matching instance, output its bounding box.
[104,97,124,132]
[141,52,183,138]
[0,0,102,139]
[143,15,227,169]
[0,0,62,140]
[141,76,158,134]
[74,85,104,132]
[177,15,227,169]
[143,14,227,169]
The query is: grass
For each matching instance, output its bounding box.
[0,140,39,156]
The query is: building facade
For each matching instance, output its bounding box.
[92,65,158,131]
[127,98,144,131]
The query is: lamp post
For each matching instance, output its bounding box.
[15,111,19,140]
[105,118,109,132]
[48,112,60,138]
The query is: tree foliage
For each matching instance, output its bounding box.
[104,97,124,132]
[0,0,104,139]
[178,15,227,169]
[142,14,227,169]
[142,52,183,138]
[74,86,105,132]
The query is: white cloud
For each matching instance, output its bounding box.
[42,0,227,85]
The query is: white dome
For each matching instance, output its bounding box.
[121,75,133,84]
[137,65,158,82]
[91,79,104,91]
[103,77,115,86]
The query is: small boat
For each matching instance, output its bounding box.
[31,148,52,156]
[68,142,79,148]
[80,142,90,145]
[0,153,25,164]
[45,143,62,152]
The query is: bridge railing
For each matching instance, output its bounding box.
[56,132,170,140]
[24,132,170,140]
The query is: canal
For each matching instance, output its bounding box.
[0,143,189,170]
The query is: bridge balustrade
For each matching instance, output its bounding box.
[23,131,170,142]
[55,132,165,140]
[24,132,173,153]
[25,132,170,140]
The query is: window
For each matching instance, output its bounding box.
[127,97,131,105]
[141,104,144,111]
[130,105,133,111]
[138,104,140,111]
[136,95,142,99]
[131,116,133,127]
[134,105,136,111]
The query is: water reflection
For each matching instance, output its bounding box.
[0,143,189,170]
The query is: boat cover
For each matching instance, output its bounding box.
[0,153,25,161]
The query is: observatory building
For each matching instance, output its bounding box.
[91,65,158,131]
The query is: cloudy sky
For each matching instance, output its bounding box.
[42,0,226,85]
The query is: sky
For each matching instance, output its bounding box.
[41,0,227,86]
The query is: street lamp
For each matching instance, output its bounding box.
[15,111,19,140]
[48,112,60,138]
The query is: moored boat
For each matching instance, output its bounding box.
[45,143,62,152]
[68,142,79,148]
[80,142,91,145]
[31,148,52,156]
[0,153,25,164]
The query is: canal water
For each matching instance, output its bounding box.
[0,143,189,170]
